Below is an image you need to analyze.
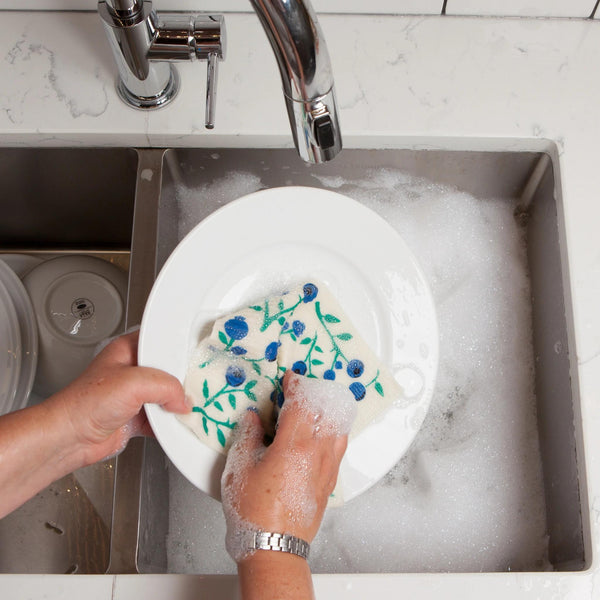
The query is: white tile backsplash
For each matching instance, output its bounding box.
[0,0,444,14]
[445,0,596,18]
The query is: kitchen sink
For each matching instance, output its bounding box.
[0,147,137,574]
[0,146,589,575]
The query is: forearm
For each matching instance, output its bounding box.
[238,552,315,600]
[0,397,86,518]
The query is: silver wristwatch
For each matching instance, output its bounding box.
[248,531,310,560]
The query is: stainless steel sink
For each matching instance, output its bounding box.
[0,146,589,575]
[0,147,137,574]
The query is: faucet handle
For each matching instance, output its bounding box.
[205,52,219,129]
[192,15,225,129]
[148,13,225,125]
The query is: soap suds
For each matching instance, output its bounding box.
[220,411,266,563]
[281,374,357,438]
[158,166,548,575]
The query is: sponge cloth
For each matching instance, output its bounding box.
[179,280,402,453]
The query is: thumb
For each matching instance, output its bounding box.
[132,366,189,415]
[230,409,265,458]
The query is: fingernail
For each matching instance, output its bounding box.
[184,394,195,411]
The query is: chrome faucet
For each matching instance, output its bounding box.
[98,0,224,127]
[249,1,342,163]
[98,0,342,163]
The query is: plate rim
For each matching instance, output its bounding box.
[0,259,38,412]
[140,185,439,502]
[0,272,22,415]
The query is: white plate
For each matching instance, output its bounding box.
[140,187,438,502]
[0,275,21,416]
[0,260,38,412]
[0,253,44,279]
[23,255,128,397]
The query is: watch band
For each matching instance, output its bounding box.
[249,531,310,560]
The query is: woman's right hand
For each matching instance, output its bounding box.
[221,371,353,554]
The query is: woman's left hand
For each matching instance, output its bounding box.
[50,329,190,465]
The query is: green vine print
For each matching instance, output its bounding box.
[188,281,388,449]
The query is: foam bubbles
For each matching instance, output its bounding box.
[282,373,357,438]
[220,411,265,563]
[164,166,549,574]
[176,171,263,240]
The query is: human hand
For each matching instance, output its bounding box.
[221,371,356,562]
[47,329,190,466]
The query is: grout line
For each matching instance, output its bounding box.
[591,0,600,18]
[441,0,448,15]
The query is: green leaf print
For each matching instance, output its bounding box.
[336,333,353,341]
[228,394,236,409]
[202,379,209,399]
[217,428,226,448]
[324,314,341,323]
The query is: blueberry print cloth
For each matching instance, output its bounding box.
[179,280,402,454]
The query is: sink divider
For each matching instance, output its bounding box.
[107,149,167,574]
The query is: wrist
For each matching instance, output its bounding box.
[238,550,314,600]
[42,394,91,471]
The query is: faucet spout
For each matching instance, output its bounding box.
[249,0,342,163]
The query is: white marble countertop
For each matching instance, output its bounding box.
[1,9,600,599]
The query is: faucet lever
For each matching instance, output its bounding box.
[98,2,225,118]
[205,52,219,129]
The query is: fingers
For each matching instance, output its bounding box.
[274,371,356,448]
[230,409,265,459]
[272,372,352,493]
[91,331,190,416]
[133,366,189,415]
[94,329,140,367]
[272,371,325,446]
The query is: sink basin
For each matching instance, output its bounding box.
[0,147,137,574]
[0,146,589,576]
[138,148,588,575]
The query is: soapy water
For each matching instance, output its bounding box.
[163,168,549,574]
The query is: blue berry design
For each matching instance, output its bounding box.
[292,360,307,375]
[302,283,318,303]
[231,346,247,355]
[225,365,246,387]
[264,341,281,362]
[349,382,366,401]
[224,316,249,340]
[292,320,305,336]
[270,387,285,408]
[323,369,336,381]
[347,359,365,378]
[335,360,343,370]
